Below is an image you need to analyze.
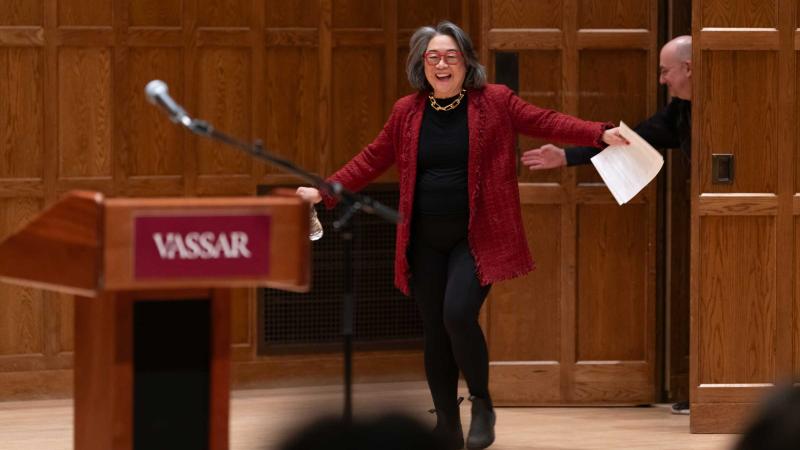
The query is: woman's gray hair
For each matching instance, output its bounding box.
[406,21,487,91]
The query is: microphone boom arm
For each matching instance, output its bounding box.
[184,119,400,227]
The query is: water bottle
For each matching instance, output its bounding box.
[309,207,324,241]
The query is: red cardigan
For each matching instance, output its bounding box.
[325,84,608,295]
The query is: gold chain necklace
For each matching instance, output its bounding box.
[429,90,466,112]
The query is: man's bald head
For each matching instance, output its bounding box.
[663,35,692,62]
[659,35,692,100]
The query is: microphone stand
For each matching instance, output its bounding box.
[183,119,399,423]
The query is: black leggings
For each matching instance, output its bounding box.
[409,212,492,418]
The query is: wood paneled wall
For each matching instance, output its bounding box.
[0,0,472,400]
[481,0,660,405]
[691,0,798,433]
[0,0,660,402]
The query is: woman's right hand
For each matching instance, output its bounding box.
[296,187,322,204]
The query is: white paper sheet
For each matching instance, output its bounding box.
[590,121,664,205]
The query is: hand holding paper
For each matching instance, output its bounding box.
[601,127,630,146]
[590,122,664,205]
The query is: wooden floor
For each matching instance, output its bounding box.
[0,381,738,450]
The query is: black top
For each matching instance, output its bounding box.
[566,98,692,166]
[414,93,469,215]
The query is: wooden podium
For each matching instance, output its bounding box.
[0,191,310,450]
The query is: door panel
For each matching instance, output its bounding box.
[576,204,648,362]
[698,217,776,384]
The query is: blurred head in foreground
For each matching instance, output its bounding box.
[276,413,445,450]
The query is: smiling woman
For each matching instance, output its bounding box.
[295,21,627,450]
[406,22,485,100]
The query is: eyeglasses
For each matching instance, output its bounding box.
[424,50,462,66]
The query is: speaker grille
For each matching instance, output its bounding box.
[258,184,423,354]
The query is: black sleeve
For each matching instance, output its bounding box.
[631,99,682,150]
[565,146,602,166]
[564,100,682,166]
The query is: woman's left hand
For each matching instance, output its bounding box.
[602,127,630,146]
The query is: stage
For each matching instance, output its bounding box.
[0,381,737,450]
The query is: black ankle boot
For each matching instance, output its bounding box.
[466,397,495,449]
[433,410,464,450]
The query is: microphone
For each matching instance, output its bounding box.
[144,80,191,126]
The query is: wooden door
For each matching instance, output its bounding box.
[690,0,798,433]
[480,0,660,405]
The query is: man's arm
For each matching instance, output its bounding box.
[565,146,601,166]
[521,99,683,170]
[518,144,602,170]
